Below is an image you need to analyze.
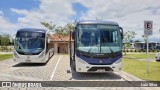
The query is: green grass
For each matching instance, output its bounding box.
[123,53,156,59]
[0,54,13,61]
[122,53,160,81]
[122,59,160,81]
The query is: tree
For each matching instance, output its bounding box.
[40,21,75,53]
[40,22,56,33]
[40,21,74,38]
[123,31,137,55]
[55,23,74,37]
[142,35,147,43]
[0,34,10,51]
[124,31,137,43]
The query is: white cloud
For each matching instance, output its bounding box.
[78,0,159,19]
[0,15,18,34]
[11,0,76,28]
[76,0,160,42]
[0,0,77,35]
[11,8,29,15]
[0,11,4,16]
[1,0,160,42]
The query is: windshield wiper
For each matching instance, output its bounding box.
[17,41,24,52]
[109,46,114,54]
[87,46,92,53]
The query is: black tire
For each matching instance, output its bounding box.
[70,57,76,72]
[73,60,76,71]
[48,53,50,60]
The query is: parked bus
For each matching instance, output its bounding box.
[134,42,157,51]
[13,28,54,63]
[70,20,123,73]
[156,43,160,50]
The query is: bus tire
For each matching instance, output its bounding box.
[70,58,76,71]
[48,53,50,60]
[73,61,76,71]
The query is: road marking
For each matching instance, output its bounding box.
[50,55,62,80]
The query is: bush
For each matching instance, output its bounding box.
[154,49,157,52]
[128,49,130,52]
[126,49,128,52]
[141,50,144,52]
[152,49,155,52]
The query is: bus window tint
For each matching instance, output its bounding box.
[15,31,45,55]
[76,24,121,53]
[80,29,99,46]
[81,31,90,46]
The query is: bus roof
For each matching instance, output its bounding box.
[76,20,119,25]
[17,28,47,33]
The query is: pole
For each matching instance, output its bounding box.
[69,31,72,66]
[146,36,149,74]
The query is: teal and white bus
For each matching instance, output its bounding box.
[13,28,54,63]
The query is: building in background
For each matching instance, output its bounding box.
[49,34,74,54]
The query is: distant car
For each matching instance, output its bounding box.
[155,52,160,61]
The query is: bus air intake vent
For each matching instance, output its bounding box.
[87,67,113,72]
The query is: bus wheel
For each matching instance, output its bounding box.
[71,59,76,71]
[73,60,76,71]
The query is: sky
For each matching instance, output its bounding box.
[0,0,160,42]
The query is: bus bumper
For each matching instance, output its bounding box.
[13,57,46,63]
[13,51,47,63]
[75,57,122,73]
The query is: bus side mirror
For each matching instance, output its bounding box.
[120,27,123,40]
[72,30,75,40]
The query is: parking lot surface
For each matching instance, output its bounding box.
[0,54,159,90]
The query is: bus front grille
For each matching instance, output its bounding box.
[87,67,113,72]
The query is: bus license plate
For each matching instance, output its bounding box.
[97,69,105,72]
[26,59,31,62]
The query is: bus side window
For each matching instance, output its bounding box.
[112,31,118,42]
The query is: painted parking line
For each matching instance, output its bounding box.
[50,55,62,80]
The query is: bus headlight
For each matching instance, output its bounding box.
[39,51,44,58]
[14,51,19,58]
[114,59,122,64]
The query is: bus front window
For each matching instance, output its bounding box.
[100,29,121,53]
[15,31,45,55]
[76,24,122,54]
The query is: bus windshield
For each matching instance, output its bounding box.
[76,24,122,53]
[15,31,45,55]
